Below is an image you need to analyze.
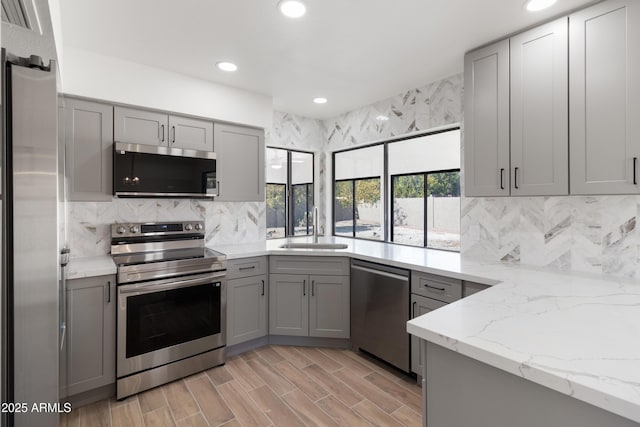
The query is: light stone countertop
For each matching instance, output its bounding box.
[67,236,640,422]
[67,255,117,280]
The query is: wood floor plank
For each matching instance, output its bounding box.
[255,346,285,365]
[111,401,144,427]
[274,360,329,401]
[186,376,234,426]
[395,375,423,397]
[175,413,209,427]
[143,406,176,427]
[271,346,313,369]
[216,380,271,427]
[206,365,234,386]
[239,350,260,361]
[162,380,200,421]
[296,347,342,372]
[364,372,422,414]
[248,385,305,427]
[303,364,364,407]
[282,388,340,426]
[219,419,242,427]
[392,405,422,427]
[353,400,404,427]
[315,395,372,427]
[246,357,296,396]
[318,348,374,377]
[78,400,110,427]
[343,351,403,382]
[225,357,266,392]
[139,387,168,413]
[61,408,80,427]
[334,368,402,413]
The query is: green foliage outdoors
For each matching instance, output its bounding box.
[393,172,460,198]
[335,179,381,208]
[266,184,285,209]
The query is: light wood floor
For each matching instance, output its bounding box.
[61,345,422,427]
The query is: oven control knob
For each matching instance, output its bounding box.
[194,223,203,231]
[184,224,193,231]
[116,226,126,234]
[130,226,140,234]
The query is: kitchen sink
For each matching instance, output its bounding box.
[279,242,349,250]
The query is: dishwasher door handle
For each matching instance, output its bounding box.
[351,264,409,282]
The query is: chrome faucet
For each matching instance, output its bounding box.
[312,205,319,243]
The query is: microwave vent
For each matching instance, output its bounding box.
[2,0,31,29]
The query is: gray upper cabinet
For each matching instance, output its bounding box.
[114,107,168,146]
[510,18,569,196]
[65,275,116,397]
[569,0,640,194]
[168,115,213,151]
[115,106,214,151]
[464,39,510,197]
[214,123,265,202]
[64,98,113,201]
[269,274,308,336]
[309,275,350,339]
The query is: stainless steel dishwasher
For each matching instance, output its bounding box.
[351,259,410,372]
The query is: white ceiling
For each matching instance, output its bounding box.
[59,0,595,119]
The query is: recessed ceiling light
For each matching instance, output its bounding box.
[376,115,389,121]
[216,62,238,72]
[524,0,556,12]
[313,97,328,104]
[271,164,283,170]
[278,0,306,18]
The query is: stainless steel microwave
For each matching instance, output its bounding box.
[113,142,217,198]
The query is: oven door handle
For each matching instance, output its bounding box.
[119,272,226,295]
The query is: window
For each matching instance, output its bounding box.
[333,145,384,241]
[333,128,461,251]
[266,148,314,239]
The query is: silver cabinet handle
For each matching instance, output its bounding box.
[172,126,176,144]
[424,283,446,292]
[311,280,315,297]
[160,124,165,142]
[412,301,417,317]
[106,280,111,303]
[239,266,256,271]
[216,180,220,197]
[303,279,306,296]
[514,167,519,189]
[634,157,638,185]
[500,168,505,190]
[261,279,265,296]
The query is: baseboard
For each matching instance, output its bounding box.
[63,384,115,408]
[268,335,351,349]
[226,336,270,357]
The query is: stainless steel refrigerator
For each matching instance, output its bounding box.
[1,50,60,427]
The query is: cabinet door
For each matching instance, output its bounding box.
[114,107,168,146]
[570,0,640,194]
[168,115,214,151]
[269,274,308,336]
[66,275,116,396]
[214,123,265,202]
[64,98,114,201]
[227,275,268,346]
[410,294,446,375]
[510,18,569,196]
[464,39,511,196]
[309,275,350,339]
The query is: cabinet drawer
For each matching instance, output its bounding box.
[270,256,349,276]
[462,281,491,298]
[227,257,267,279]
[411,271,462,303]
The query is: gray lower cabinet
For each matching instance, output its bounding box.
[114,106,214,151]
[65,275,116,397]
[464,39,510,197]
[214,123,265,202]
[410,295,446,375]
[269,257,350,339]
[64,97,113,201]
[227,275,268,346]
[569,0,640,194]
[510,18,568,196]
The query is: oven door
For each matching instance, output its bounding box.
[117,271,226,378]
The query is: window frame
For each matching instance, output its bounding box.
[266,147,315,239]
[331,125,461,251]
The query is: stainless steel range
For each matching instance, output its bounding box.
[111,221,226,399]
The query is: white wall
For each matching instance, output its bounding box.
[61,47,273,129]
